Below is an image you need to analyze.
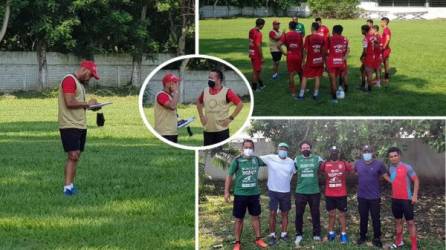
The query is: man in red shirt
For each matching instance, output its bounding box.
[249,18,265,91]
[297,22,325,100]
[360,24,379,92]
[326,24,349,103]
[380,17,392,84]
[278,21,303,97]
[154,73,181,143]
[269,20,283,80]
[58,60,100,196]
[196,69,243,146]
[315,17,330,45]
[387,147,419,250]
[320,146,353,244]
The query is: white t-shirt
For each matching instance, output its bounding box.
[260,154,296,193]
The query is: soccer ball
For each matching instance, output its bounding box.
[336,86,345,99]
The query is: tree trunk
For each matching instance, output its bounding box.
[131,3,148,86]
[0,0,11,42]
[37,40,48,90]
[178,58,190,104]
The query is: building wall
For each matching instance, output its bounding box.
[144,69,251,104]
[359,0,446,19]
[0,51,173,91]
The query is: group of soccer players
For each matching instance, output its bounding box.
[248,17,392,103]
[225,140,419,250]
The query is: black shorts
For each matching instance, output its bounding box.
[60,128,87,152]
[268,190,291,212]
[162,135,178,143]
[233,195,261,219]
[392,199,414,220]
[203,129,229,146]
[271,51,282,62]
[325,196,348,212]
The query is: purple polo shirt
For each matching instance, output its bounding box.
[354,159,387,199]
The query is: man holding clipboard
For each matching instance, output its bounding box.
[58,60,100,196]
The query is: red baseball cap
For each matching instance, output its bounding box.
[162,73,181,86]
[80,60,100,80]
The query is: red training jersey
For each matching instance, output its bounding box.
[381,27,391,50]
[327,34,349,68]
[320,160,353,197]
[363,32,379,67]
[280,31,303,58]
[304,34,325,67]
[249,28,262,58]
[317,25,330,44]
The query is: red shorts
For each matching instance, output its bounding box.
[327,65,348,77]
[303,64,323,78]
[286,55,302,73]
[382,48,391,60]
[250,57,262,72]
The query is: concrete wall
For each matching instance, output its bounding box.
[144,69,251,104]
[204,138,445,181]
[199,4,310,18]
[0,51,173,91]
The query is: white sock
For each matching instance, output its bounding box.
[329,231,335,234]
[64,183,73,191]
[341,232,347,235]
[299,89,305,97]
[281,232,287,237]
[270,232,276,237]
[314,90,319,96]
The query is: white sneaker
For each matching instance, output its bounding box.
[313,236,321,241]
[295,235,303,247]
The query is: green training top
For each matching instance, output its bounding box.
[228,155,266,196]
[296,22,305,36]
[294,154,322,194]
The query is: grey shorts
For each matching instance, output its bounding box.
[268,190,291,212]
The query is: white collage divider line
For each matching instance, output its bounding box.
[194,1,200,248]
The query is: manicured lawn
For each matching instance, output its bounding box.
[144,102,251,147]
[199,180,445,250]
[0,93,194,249]
[200,18,446,116]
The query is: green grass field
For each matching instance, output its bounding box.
[144,102,251,147]
[0,93,194,249]
[199,180,445,250]
[200,18,446,116]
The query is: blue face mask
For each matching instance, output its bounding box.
[363,153,372,161]
[278,150,288,159]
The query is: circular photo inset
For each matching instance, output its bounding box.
[139,55,253,150]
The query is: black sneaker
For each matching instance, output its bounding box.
[372,238,383,248]
[267,235,277,246]
[357,237,366,245]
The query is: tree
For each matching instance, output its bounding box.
[248,120,445,161]
[0,0,11,43]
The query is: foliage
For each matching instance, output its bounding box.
[248,120,445,160]
[308,0,360,18]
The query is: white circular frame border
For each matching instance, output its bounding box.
[138,54,255,151]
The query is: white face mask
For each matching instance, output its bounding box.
[278,150,288,159]
[243,148,254,157]
[363,153,373,161]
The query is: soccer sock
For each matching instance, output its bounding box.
[252,82,257,90]
[332,93,337,100]
[410,235,417,249]
[329,231,335,234]
[256,237,261,241]
[269,232,276,237]
[339,77,344,88]
[259,80,264,87]
[281,232,287,237]
[396,231,403,244]
[344,84,349,93]
[299,89,305,97]
[313,90,319,96]
[235,241,241,244]
[341,232,346,235]
[385,72,389,79]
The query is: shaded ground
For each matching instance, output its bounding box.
[199,179,445,249]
